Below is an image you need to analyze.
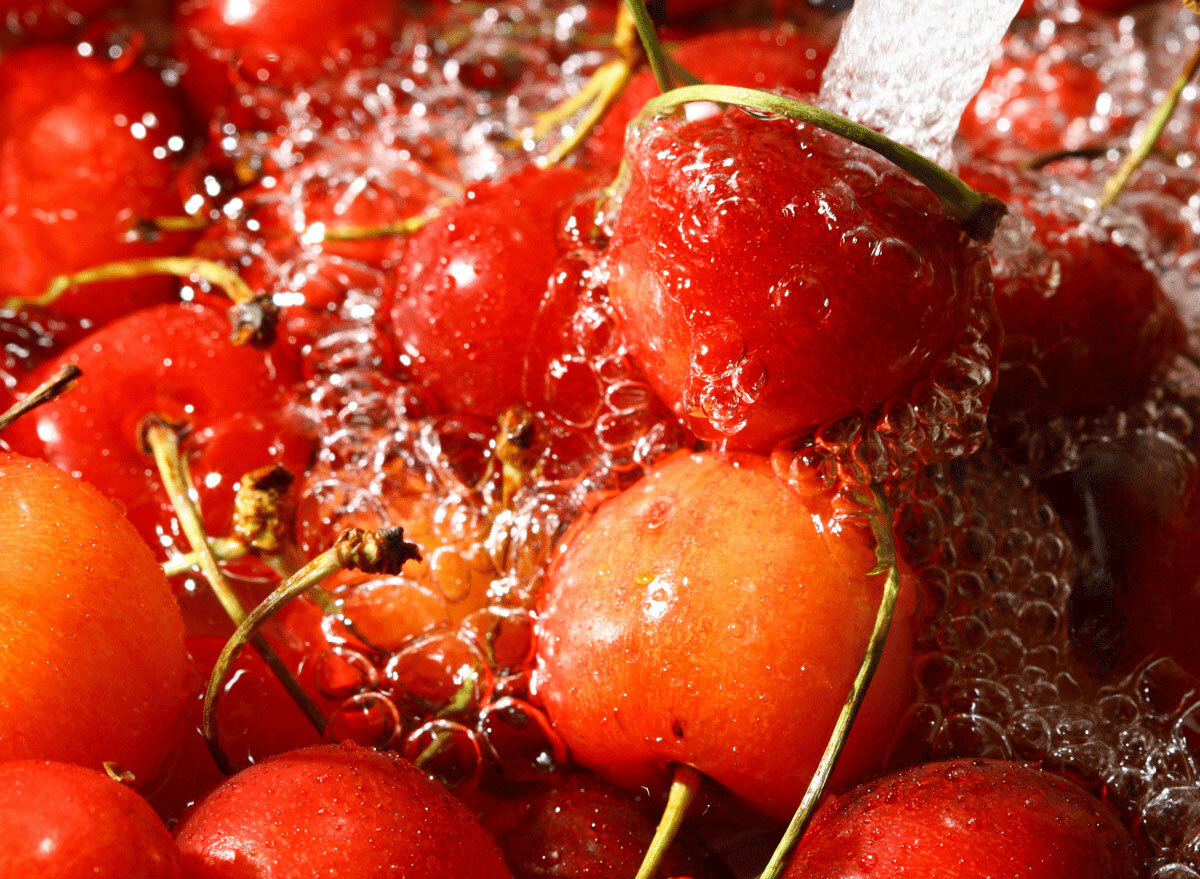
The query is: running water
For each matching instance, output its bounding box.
[818,0,1023,166]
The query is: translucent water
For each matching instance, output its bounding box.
[819,0,1023,165]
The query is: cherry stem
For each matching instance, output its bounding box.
[102,762,136,785]
[634,764,704,879]
[162,535,249,577]
[129,214,211,241]
[142,416,327,761]
[757,486,901,879]
[320,199,455,242]
[1099,33,1200,208]
[624,0,672,93]
[14,257,258,311]
[0,363,81,434]
[1020,146,1114,172]
[636,85,1007,241]
[414,726,454,768]
[202,527,421,773]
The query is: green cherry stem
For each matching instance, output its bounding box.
[161,535,250,577]
[1099,27,1200,208]
[633,764,704,879]
[202,527,421,773]
[757,486,902,879]
[320,198,456,242]
[0,363,81,434]
[142,415,327,763]
[636,85,1007,241]
[623,0,673,93]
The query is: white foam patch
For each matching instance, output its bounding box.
[818,0,1022,167]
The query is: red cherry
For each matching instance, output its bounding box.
[389,165,597,420]
[784,759,1139,878]
[175,743,514,879]
[960,160,1182,415]
[2,0,117,37]
[0,453,187,781]
[607,103,995,451]
[533,450,919,820]
[0,760,181,878]
[193,142,452,314]
[1078,0,1145,11]
[586,24,832,169]
[172,0,398,128]
[476,771,731,879]
[146,635,323,825]
[0,46,189,325]
[1,304,301,554]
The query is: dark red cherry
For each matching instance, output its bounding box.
[172,0,398,128]
[607,102,995,451]
[0,760,181,878]
[389,164,597,420]
[960,160,1182,416]
[0,46,189,326]
[175,743,514,879]
[476,771,731,879]
[2,303,301,554]
[534,450,919,820]
[2,0,117,37]
[586,24,832,170]
[784,759,1139,879]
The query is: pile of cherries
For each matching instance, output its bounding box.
[1,0,1199,876]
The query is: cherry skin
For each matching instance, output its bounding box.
[586,24,833,170]
[607,103,994,451]
[0,453,187,781]
[476,771,731,879]
[784,759,1139,878]
[2,304,302,555]
[532,450,919,820]
[960,160,1182,416]
[389,165,597,420]
[2,0,117,38]
[172,0,398,128]
[175,742,514,879]
[0,46,188,325]
[0,760,181,878]
[0,306,89,411]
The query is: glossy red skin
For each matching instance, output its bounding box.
[784,759,1139,878]
[0,454,187,780]
[389,165,596,420]
[0,761,181,878]
[172,0,397,127]
[960,161,1182,416]
[2,304,301,553]
[176,743,514,879]
[2,0,117,37]
[533,451,919,821]
[194,145,449,314]
[0,47,188,325]
[607,105,992,451]
[586,25,832,170]
[147,636,323,826]
[477,772,730,879]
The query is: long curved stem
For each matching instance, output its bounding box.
[637,85,1006,241]
[634,764,704,879]
[623,0,672,93]
[0,364,81,434]
[758,486,902,879]
[1099,37,1200,208]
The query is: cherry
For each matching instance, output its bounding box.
[2,304,303,556]
[146,635,323,825]
[0,453,187,781]
[476,771,731,879]
[0,306,89,411]
[606,101,995,451]
[959,160,1182,416]
[172,0,398,128]
[0,760,181,878]
[0,46,189,325]
[389,164,598,420]
[533,450,919,820]
[783,759,1139,878]
[585,24,833,169]
[192,142,453,314]
[175,742,514,878]
[2,0,117,38]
